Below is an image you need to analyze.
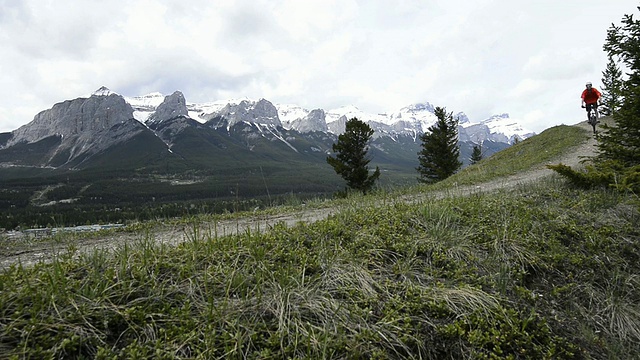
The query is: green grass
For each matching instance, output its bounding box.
[1,124,640,359]
[440,124,590,187]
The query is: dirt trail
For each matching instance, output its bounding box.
[0,121,600,269]
[448,120,599,196]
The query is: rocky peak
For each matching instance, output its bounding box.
[277,104,310,126]
[388,103,438,133]
[147,91,188,125]
[250,99,282,127]
[327,115,348,134]
[480,113,535,143]
[482,113,510,123]
[91,86,115,97]
[455,112,470,124]
[210,98,282,128]
[289,109,328,133]
[5,93,134,147]
[403,102,436,113]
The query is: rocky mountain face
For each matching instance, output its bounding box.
[7,92,133,146]
[147,91,188,125]
[279,100,533,144]
[1,89,148,168]
[288,109,328,133]
[0,87,535,174]
[203,99,282,129]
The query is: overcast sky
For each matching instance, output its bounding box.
[0,0,636,134]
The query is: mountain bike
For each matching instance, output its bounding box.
[582,104,599,134]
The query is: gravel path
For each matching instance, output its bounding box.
[0,120,601,269]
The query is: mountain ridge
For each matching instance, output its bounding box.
[0,87,532,181]
[0,87,537,227]
[4,86,534,143]
[111,86,535,142]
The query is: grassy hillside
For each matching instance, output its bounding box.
[1,124,639,359]
[442,124,590,186]
[0,120,526,229]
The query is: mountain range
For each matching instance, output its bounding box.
[0,87,534,206]
[123,87,533,145]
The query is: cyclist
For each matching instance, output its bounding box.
[581,82,601,122]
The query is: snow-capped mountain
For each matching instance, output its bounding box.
[482,113,533,140]
[90,86,115,97]
[84,87,534,144]
[125,91,166,123]
[388,103,437,131]
[324,105,390,125]
[277,104,312,125]
[281,101,533,143]
[0,87,541,221]
[0,86,536,173]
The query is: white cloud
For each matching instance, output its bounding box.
[273,0,357,41]
[520,109,546,130]
[523,48,598,80]
[509,79,544,98]
[0,0,637,134]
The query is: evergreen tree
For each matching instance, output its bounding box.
[470,144,483,165]
[326,117,380,193]
[416,107,462,183]
[549,7,640,194]
[600,55,624,116]
[598,7,640,167]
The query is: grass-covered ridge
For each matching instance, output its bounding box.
[1,124,639,359]
[440,124,590,187]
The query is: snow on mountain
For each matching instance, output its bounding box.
[185,99,249,123]
[325,105,389,125]
[123,93,248,124]
[277,104,311,128]
[111,89,533,141]
[190,97,250,114]
[387,103,438,133]
[125,92,165,109]
[125,92,166,122]
[481,113,535,141]
[91,86,115,97]
[86,86,160,124]
[455,112,471,125]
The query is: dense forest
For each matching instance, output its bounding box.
[0,168,338,229]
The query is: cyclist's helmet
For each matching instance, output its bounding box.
[586,82,592,88]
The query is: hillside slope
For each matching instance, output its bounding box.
[0,120,600,268]
[3,118,639,359]
[449,119,599,195]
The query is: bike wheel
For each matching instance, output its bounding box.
[589,114,597,134]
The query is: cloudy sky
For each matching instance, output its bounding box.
[0,0,636,134]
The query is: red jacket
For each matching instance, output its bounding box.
[581,88,601,104]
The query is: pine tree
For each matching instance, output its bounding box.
[470,144,483,165]
[600,56,624,116]
[550,7,640,194]
[598,7,640,167]
[416,107,462,183]
[326,117,380,193]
